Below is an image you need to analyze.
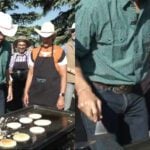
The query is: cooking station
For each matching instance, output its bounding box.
[0,105,75,150]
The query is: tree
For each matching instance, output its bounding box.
[1,0,79,44]
[0,0,41,24]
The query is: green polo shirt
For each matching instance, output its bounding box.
[76,0,150,85]
[0,40,11,84]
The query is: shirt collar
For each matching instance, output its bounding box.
[16,51,27,55]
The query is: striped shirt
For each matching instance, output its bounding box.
[9,51,31,70]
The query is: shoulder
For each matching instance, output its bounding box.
[11,52,18,57]
[53,45,65,62]
[2,40,11,49]
[77,0,109,16]
[77,0,106,9]
[24,51,31,58]
[31,47,40,59]
[65,40,74,51]
[53,45,64,55]
[3,40,11,45]
[76,0,108,28]
[67,40,74,46]
[31,47,40,53]
[53,45,63,52]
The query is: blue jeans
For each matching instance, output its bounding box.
[81,86,149,149]
[0,89,5,115]
[64,82,75,110]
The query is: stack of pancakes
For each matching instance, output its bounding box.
[0,139,16,149]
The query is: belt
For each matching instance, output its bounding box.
[92,82,135,94]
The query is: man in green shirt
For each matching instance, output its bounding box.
[76,0,150,148]
[0,12,18,115]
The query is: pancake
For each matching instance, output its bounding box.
[6,122,21,130]
[13,133,30,142]
[0,135,3,140]
[34,119,51,126]
[29,126,45,134]
[19,117,33,124]
[28,113,42,119]
[0,139,16,149]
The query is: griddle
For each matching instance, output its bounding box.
[0,105,75,150]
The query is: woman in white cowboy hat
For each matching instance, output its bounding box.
[7,36,31,111]
[0,12,18,115]
[23,22,67,110]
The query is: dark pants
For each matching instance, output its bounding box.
[144,89,150,130]
[0,89,5,115]
[7,81,25,111]
[81,86,149,150]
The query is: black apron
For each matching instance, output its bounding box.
[8,54,28,111]
[29,46,60,107]
[11,54,28,82]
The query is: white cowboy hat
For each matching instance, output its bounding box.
[0,12,18,37]
[34,22,56,38]
[68,23,75,30]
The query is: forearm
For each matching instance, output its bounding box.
[60,75,67,95]
[24,68,33,94]
[76,59,102,122]
[76,59,92,94]
[6,69,13,101]
[59,65,67,94]
[6,69,11,84]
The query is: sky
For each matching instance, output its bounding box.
[8,3,70,26]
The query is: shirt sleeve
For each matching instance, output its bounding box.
[61,44,67,54]
[58,56,67,66]
[28,52,34,67]
[9,54,16,70]
[6,42,12,70]
[75,0,102,58]
[57,49,66,63]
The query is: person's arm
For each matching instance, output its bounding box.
[23,66,33,107]
[56,64,67,110]
[6,70,13,102]
[76,59,102,122]
[23,51,34,107]
[6,50,14,102]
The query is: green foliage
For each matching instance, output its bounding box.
[0,0,18,12]
[12,12,42,25]
[1,0,78,45]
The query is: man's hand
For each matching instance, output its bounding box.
[78,89,102,123]
[23,93,29,107]
[57,96,65,110]
[76,59,102,122]
[7,85,13,102]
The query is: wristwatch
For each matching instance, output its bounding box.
[59,92,65,97]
